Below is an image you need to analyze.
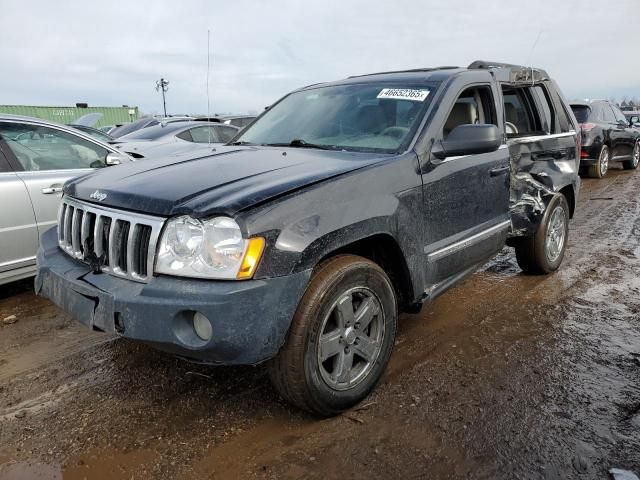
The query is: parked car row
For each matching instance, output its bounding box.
[108,114,256,138]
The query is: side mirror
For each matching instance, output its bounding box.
[105,152,125,166]
[433,124,501,160]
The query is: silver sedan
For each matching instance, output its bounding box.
[0,115,130,285]
[111,121,239,159]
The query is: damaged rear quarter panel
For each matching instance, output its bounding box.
[508,135,579,236]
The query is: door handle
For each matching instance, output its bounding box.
[489,166,510,176]
[42,186,63,194]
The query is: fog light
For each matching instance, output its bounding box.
[193,312,212,341]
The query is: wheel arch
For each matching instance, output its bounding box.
[298,231,417,311]
[559,184,576,219]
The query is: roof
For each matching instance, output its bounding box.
[301,60,552,91]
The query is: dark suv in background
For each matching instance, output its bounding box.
[570,100,640,178]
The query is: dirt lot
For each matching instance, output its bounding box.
[1,168,640,480]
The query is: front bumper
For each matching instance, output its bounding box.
[35,227,311,365]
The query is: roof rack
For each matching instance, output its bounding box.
[348,66,459,79]
[468,60,549,83]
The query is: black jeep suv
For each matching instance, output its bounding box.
[570,100,640,178]
[36,61,580,416]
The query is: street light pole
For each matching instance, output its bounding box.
[155,78,169,116]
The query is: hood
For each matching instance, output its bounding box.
[64,146,391,217]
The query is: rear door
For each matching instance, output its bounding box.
[504,82,577,184]
[0,144,39,276]
[421,81,511,290]
[610,104,636,159]
[0,120,111,240]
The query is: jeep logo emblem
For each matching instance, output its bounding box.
[90,190,107,202]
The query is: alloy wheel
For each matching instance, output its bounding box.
[317,287,385,391]
[600,147,609,176]
[545,205,566,263]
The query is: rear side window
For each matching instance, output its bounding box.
[570,105,591,124]
[189,126,220,143]
[176,130,193,142]
[602,105,616,123]
[530,85,555,133]
[547,89,573,132]
[502,88,536,136]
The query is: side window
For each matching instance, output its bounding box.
[189,126,220,143]
[612,106,628,124]
[442,85,497,138]
[176,130,193,142]
[502,87,537,137]
[530,85,555,134]
[215,126,237,143]
[602,104,616,123]
[0,122,108,171]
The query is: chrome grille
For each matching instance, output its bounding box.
[57,197,165,283]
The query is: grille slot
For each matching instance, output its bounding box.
[57,198,164,283]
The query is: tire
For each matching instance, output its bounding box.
[267,254,397,417]
[587,145,609,178]
[622,141,640,170]
[515,194,570,275]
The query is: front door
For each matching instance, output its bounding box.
[421,84,511,291]
[0,149,38,275]
[0,121,109,240]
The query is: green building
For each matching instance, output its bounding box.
[0,104,139,128]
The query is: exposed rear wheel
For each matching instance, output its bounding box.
[587,145,609,178]
[515,194,570,275]
[623,141,640,170]
[267,255,397,417]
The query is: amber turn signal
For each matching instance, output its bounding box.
[237,237,266,279]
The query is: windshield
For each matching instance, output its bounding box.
[235,83,436,153]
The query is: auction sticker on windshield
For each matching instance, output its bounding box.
[377,88,430,102]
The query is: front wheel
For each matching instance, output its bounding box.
[623,141,640,170]
[515,194,570,275]
[268,255,397,416]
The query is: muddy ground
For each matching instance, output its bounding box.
[1,168,640,480]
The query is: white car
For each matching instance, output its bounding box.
[112,121,240,159]
[0,115,130,285]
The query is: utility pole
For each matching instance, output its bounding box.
[155,78,169,116]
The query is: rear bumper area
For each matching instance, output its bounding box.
[35,227,311,365]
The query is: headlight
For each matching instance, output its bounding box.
[155,215,264,279]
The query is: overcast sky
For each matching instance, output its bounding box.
[1,0,638,115]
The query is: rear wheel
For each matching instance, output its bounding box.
[268,255,397,416]
[623,141,640,170]
[515,194,570,275]
[587,145,609,178]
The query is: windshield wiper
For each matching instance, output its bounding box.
[264,139,337,150]
[228,140,256,146]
